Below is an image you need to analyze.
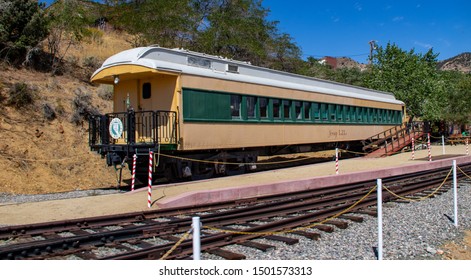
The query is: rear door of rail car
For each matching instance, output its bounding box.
[138,75,178,145]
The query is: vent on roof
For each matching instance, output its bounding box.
[227,64,239,73]
[188,56,211,69]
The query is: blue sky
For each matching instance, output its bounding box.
[42,0,470,63]
[264,0,471,62]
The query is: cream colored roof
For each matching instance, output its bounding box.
[92,46,404,105]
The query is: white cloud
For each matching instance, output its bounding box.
[354,2,363,11]
[414,41,433,49]
[392,16,404,22]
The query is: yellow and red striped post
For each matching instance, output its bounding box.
[131,154,137,191]
[147,151,153,208]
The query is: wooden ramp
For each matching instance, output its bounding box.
[362,122,426,158]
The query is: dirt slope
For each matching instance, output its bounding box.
[0,30,132,195]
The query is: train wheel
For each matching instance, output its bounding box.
[224,161,246,176]
[191,162,214,180]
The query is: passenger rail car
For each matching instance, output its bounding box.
[88,47,405,182]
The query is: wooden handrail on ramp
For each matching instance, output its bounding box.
[362,122,425,158]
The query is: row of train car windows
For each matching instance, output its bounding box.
[181,88,402,124]
[230,95,402,124]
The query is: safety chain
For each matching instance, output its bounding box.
[159,228,192,260]
[382,167,453,202]
[157,151,335,166]
[457,166,471,180]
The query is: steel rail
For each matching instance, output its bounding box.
[1,163,469,259]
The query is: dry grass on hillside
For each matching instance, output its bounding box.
[65,28,133,64]
[0,29,133,195]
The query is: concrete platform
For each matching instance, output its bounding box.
[156,150,471,208]
[0,145,470,225]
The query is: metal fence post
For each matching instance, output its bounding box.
[192,216,201,260]
[453,160,458,227]
[377,179,383,260]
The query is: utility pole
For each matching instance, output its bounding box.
[369,40,377,64]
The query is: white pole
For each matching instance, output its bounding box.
[377,179,383,260]
[442,135,445,155]
[453,160,458,227]
[192,216,201,260]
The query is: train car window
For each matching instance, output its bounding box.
[313,103,320,121]
[294,101,302,120]
[188,56,211,69]
[356,107,362,122]
[227,64,239,73]
[259,98,268,119]
[345,106,351,122]
[336,105,343,121]
[230,95,242,119]
[247,96,256,119]
[142,83,151,99]
[329,104,336,121]
[273,99,281,119]
[303,102,311,120]
[321,103,328,121]
[283,100,291,120]
[349,106,355,122]
[372,108,377,123]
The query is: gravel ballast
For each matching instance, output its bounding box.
[202,181,471,260]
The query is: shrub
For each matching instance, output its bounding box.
[0,0,49,65]
[88,28,104,45]
[82,56,100,69]
[97,84,113,101]
[42,103,56,121]
[7,82,35,108]
[71,88,100,125]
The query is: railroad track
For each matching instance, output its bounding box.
[0,164,468,260]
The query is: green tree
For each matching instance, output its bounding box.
[440,71,471,123]
[195,0,275,64]
[265,32,303,73]
[0,0,49,64]
[104,0,198,48]
[364,43,441,120]
[45,0,94,73]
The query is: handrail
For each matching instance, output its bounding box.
[89,110,178,149]
[362,121,425,155]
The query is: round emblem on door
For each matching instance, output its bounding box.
[109,118,123,139]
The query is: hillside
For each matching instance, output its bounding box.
[438,52,471,72]
[0,30,132,195]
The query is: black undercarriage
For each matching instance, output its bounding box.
[89,109,362,183]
